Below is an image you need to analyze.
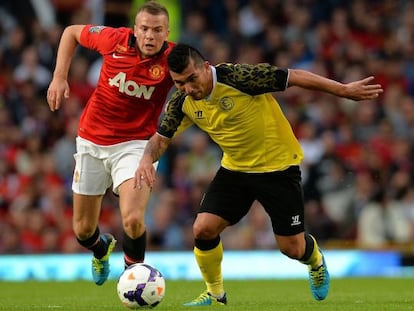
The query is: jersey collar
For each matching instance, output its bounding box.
[205,65,217,100]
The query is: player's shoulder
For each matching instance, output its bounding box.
[216,62,273,73]
[216,62,286,81]
[107,27,135,52]
[169,89,186,105]
[83,24,130,34]
[215,62,257,78]
[165,41,177,53]
[108,26,135,41]
[215,62,288,95]
[215,63,254,85]
[83,25,133,43]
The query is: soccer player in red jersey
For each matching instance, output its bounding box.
[46,1,175,285]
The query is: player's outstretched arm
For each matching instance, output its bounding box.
[135,133,171,189]
[287,69,383,101]
[47,25,84,111]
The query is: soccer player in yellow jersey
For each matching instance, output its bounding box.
[135,43,384,306]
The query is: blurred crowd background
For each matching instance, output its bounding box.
[1,0,414,255]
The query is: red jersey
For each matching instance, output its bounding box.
[78,25,175,145]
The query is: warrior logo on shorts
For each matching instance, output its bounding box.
[291,215,301,226]
[218,97,234,111]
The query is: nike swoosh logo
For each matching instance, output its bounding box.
[112,52,126,59]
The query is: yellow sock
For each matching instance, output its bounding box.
[300,235,322,269]
[194,240,224,297]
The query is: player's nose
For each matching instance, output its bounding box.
[145,29,155,39]
[184,84,193,95]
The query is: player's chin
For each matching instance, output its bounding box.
[142,46,158,57]
[189,92,203,100]
[141,52,156,58]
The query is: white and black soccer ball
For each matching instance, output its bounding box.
[117,263,166,309]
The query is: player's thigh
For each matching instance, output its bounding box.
[111,141,156,223]
[72,146,111,235]
[110,140,157,195]
[256,166,305,236]
[118,178,151,223]
[199,167,255,226]
[72,143,112,196]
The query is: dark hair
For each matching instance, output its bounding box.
[137,0,169,21]
[167,43,206,73]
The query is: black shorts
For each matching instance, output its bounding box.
[199,166,305,236]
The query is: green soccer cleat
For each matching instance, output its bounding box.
[308,250,330,301]
[183,291,227,307]
[91,233,117,286]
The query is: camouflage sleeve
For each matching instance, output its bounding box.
[157,90,187,138]
[215,63,289,95]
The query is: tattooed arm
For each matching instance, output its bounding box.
[134,133,171,189]
[287,69,383,101]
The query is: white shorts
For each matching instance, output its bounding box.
[72,137,157,195]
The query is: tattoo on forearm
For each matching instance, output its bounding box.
[146,139,168,163]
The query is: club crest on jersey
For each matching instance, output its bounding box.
[149,65,164,79]
[115,44,127,52]
[89,26,105,34]
[218,97,234,111]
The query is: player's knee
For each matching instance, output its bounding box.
[280,248,302,260]
[73,222,96,240]
[279,242,303,260]
[122,214,145,238]
[192,223,217,240]
[192,213,225,239]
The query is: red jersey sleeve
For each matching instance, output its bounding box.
[80,25,128,55]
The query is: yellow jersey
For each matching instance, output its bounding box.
[159,63,304,172]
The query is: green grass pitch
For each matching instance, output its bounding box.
[0,278,413,310]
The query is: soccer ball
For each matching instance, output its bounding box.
[117,263,166,309]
